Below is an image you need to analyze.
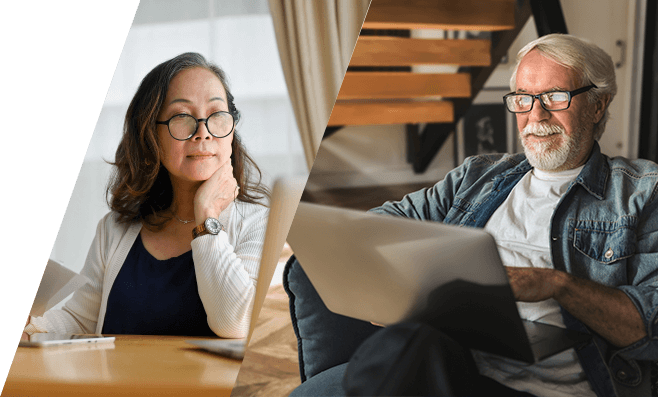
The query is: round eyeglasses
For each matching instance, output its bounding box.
[156,111,235,141]
[503,84,597,113]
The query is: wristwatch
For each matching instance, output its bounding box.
[192,217,224,239]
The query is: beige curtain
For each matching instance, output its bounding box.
[268,0,370,170]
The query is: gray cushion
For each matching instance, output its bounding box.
[283,255,379,382]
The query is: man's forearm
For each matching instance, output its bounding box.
[553,271,646,347]
[506,267,646,347]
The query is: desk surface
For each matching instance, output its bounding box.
[3,335,242,397]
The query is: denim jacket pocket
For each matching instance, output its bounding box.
[573,218,637,264]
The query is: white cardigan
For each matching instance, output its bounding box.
[28,201,268,338]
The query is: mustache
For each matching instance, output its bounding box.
[522,123,565,137]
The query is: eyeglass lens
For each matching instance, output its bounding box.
[168,112,234,139]
[506,92,571,113]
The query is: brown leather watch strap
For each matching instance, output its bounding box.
[192,223,209,239]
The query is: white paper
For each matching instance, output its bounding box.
[30,259,89,317]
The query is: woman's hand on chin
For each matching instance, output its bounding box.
[194,158,239,224]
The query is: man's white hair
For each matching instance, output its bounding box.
[510,34,617,140]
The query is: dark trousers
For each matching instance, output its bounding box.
[293,322,536,397]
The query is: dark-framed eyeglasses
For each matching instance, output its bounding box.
[503,84,597,113]
[156,111,235,141]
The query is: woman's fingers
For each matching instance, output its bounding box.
[194,160,239,223]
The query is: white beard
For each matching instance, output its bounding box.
[521,123,583,171]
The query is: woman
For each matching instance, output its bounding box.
[25,53,270,338]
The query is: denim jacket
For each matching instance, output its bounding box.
[371,142,658,397]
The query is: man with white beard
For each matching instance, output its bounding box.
[288,34,658,397]
[366,34,657,397]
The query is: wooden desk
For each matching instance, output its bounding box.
[3,335,242,397]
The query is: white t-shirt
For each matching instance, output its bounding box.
[472,166,596,397]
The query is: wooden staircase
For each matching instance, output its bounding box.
[327,0,532,173]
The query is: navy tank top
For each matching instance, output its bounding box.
[102,234,215,336]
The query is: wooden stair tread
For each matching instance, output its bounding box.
[337,72,471,100]
[328,101,454,126]
[350,37,491,67]
[363,0,515,31]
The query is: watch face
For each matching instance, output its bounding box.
[205,218,221,234]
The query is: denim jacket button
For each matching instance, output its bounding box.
[616,370,627,380]
[604,248,614,259]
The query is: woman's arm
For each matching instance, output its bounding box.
[192,203,268,338]
[26,214,113,334]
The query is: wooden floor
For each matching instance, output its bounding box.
[301,182,434,211]
[231,182,435,396]
[231,284,300,396]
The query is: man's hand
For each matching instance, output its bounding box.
[505,267,564,302]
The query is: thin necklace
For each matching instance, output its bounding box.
[174,214,195,224]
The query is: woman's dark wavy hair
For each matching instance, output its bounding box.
[107,52,270,229]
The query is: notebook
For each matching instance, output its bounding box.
[187,177,306,359]
[287,202,589,364]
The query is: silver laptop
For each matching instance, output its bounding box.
[287,202,589,364]
[187,177,306,359]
